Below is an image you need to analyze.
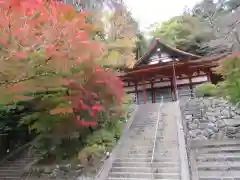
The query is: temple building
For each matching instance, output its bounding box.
[119,39,229,104]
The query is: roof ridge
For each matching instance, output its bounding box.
[155,39,202,58]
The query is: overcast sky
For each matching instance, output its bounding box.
[124,0,201,32]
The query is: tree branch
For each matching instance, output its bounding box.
[34,57,52,69]
[0,72,58,87]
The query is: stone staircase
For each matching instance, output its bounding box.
[0,146,36,180]
[98,102,186,180]
[190,139,240,180]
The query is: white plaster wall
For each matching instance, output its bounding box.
[192,76,208,83]
[154,81,171,88]
[138,84,152,90]
[177,79,190,85]
[124,86,135,92]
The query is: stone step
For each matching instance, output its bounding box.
[116,150,153,155]
[196,146,240,154]
[128,127,156,130]
[114,157,179,163]
[112,162,179,168]
[98,103,181,180]
[119,143,153,147]
[3,158,34,163]
[190,139,240,148]
[110,166,180,173]
[124,136,166,140]
[114,158,152,163]
[0,168,22,172]
[0,148,36,179]
[197,161,240,171]
[116,153,178,159]
[0,171,21,176]
[130,123,158,126]
[126,134,156,138]
[117,148,178,155]
[131,119,159,122]
[116,153,152,158]
[122,141,177,147]
[1,161,32,167]
[120,142,154,146]
[127,132,157,136]
[198,170,240,179]
[118,146,154,150]
[118,147,153,151]
[197,152,240,161]
[108,178,179,180]
[125,136,156,140]
[0,166,22,170]
[108,172,180,179]
[0,177,21,179]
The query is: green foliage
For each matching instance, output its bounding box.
[35,133,85,164]
[85,129,116,150]
[0,92,130,167]
[77,118,124,167]
[151,15,208,55]
[216,55,240,104]
[19,93,70,133]
[134,32,148,59]
[0,100,36,159]
[195,83,218,97]
[3,91,79,163]
[105,120,124,140]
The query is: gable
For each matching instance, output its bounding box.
[147,45,176,65]
[148,51,174,65]
[134,39,201,67]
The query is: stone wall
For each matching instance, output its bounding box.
[180,97,240,141]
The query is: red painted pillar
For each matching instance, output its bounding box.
[135,82,138,104]
[172,63,178,101]
[143,81,147,104]
[172,78,177,101]
[189,76,193,97]
[151,81,155,103]
[170,78,173,101]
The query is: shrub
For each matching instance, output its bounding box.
[0,101,37,160]
[105,120,124,140]
[85,129,116,150]
[78,145,105,167]
[216,54,240,104]
[195,83,218,97]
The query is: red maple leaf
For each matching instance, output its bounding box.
[13,52,27,59]
[92,105,104,112]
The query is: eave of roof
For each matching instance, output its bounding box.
[120,52,230,77]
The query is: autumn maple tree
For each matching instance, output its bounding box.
[0,0,124,127]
